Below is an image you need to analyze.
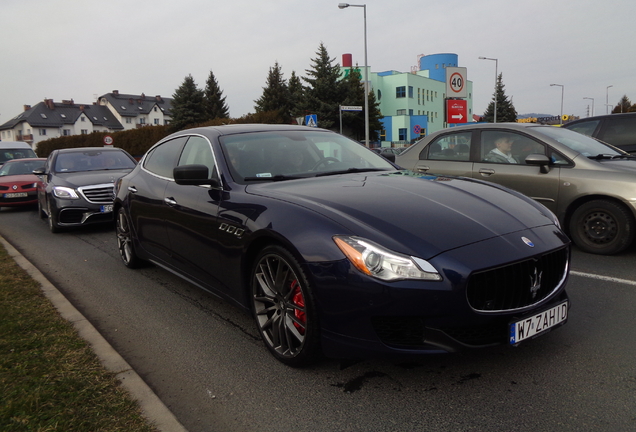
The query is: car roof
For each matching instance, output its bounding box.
[55,147,127,153]
[0,141,34,149]
[563,112,636,126]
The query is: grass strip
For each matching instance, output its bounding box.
[0,244,158,432]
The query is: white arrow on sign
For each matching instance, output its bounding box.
[451,113,464,120]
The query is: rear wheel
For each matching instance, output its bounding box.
[569,199,635,255]
[251,245,320,367]
[116,208,143,268]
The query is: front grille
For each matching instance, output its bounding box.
[437,322,508,346]
[467,247,568,312]
[58,208,113,225]
[78,184,114,204]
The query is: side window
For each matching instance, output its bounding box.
[178,136,217,179]
[481,131,545,164]
[567,120,600,138]
[599,117,636,146]
[423,132,471,161]
[143,136,187,178]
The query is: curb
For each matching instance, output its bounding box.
[0,235,187,432]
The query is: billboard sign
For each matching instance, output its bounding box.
[447,99,468,123]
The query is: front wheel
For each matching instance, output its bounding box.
[251,245,321,367]
[47,199,62,233]
[569,199,635,255]
[116,208,144,268]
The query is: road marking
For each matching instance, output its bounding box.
[571,270,636,287]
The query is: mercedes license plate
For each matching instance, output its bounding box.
[510,301,568,344]
[100,205,113,213]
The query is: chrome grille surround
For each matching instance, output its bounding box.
[78,183,115,204]
[466,247,569,313]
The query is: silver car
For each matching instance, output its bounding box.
[396,123,636,255]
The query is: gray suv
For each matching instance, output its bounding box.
[563,112,636,153]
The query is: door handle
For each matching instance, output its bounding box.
[127,186,138,193]
[479,168,495,177]
[416,166,430,172]
[164,197,177,206]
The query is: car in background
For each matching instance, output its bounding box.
[35,147,137,233]
[0,158,46,209]
[114,124,570,366]
[0,141,37,167]
[562,112,636,153]
[397,123,636,255]
[371,146,408,161]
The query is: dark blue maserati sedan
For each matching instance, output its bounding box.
[114,124,570,366]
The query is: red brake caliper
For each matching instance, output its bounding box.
[290,280,306,334]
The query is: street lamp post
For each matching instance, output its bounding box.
[583,97,595,117]
[338,3,369,147]
[479,56,498,123]
[550,84,564,125]
[606,85,613,114]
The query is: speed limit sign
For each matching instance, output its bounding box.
[446,67,467,98]
[103,135,113,146]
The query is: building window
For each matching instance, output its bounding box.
[139,118,146,125]
[408,86,414,98]
[81,116,85,122]
[154,118,160,125]
[377,89,382,100]
[396,86,406,98]
[81,130,88,135]
[397,109,406,115]
[398,128,407,141]
[63,129,70,136]
[126,118,132,124]
[409,109,413,116]
[39,129,46,136]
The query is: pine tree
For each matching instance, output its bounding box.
[170,74,206,131]
[301,43,346,130]
[287,71,304,121]
[612,95,636,114]
[203,70,229,120]
[340,66,382,142]
[483,73,517,123]
[254,61,290,123]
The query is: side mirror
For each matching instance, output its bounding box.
[174,164,220,188]
[524,154,552,174]
[32,168,45,175]
[382,153,396,163]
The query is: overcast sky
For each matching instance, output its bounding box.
[1,0,634,125]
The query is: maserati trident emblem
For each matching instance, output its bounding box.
[529,266,543,299]
[522,236,534,247]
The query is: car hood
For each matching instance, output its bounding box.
[52,169,133,187]
[0,174,39,184]
[245,171,557,258]
[596,158,636,174]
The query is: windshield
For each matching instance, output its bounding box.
[532,126,623,157]
[54,150,136,173]
[220,130,395,183]
[0,159,45,176]
[0,148,37,164]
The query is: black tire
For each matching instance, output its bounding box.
[47,199,62,233]
[569,199,635,255]
[116,208,144,268]
[37,198,46,219]
[251,245,321,367]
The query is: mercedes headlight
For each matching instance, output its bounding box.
[52,186,79,199]
[334,236,441,281]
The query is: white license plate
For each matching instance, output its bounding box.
[510,301,568,344]
[4,192,28,198]
[100,205,113,213]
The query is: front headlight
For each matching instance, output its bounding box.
[52,186,79,199]
[334,236,441,281]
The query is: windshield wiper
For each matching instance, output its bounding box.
[243,174,304,182]
[610,154,636,159]
[315,167,389,177]
[588,154,616,160]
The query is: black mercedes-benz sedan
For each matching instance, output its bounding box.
[114,124,570,366]
[36,147,137,233]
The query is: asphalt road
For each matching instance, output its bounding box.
[1,206,635,432]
